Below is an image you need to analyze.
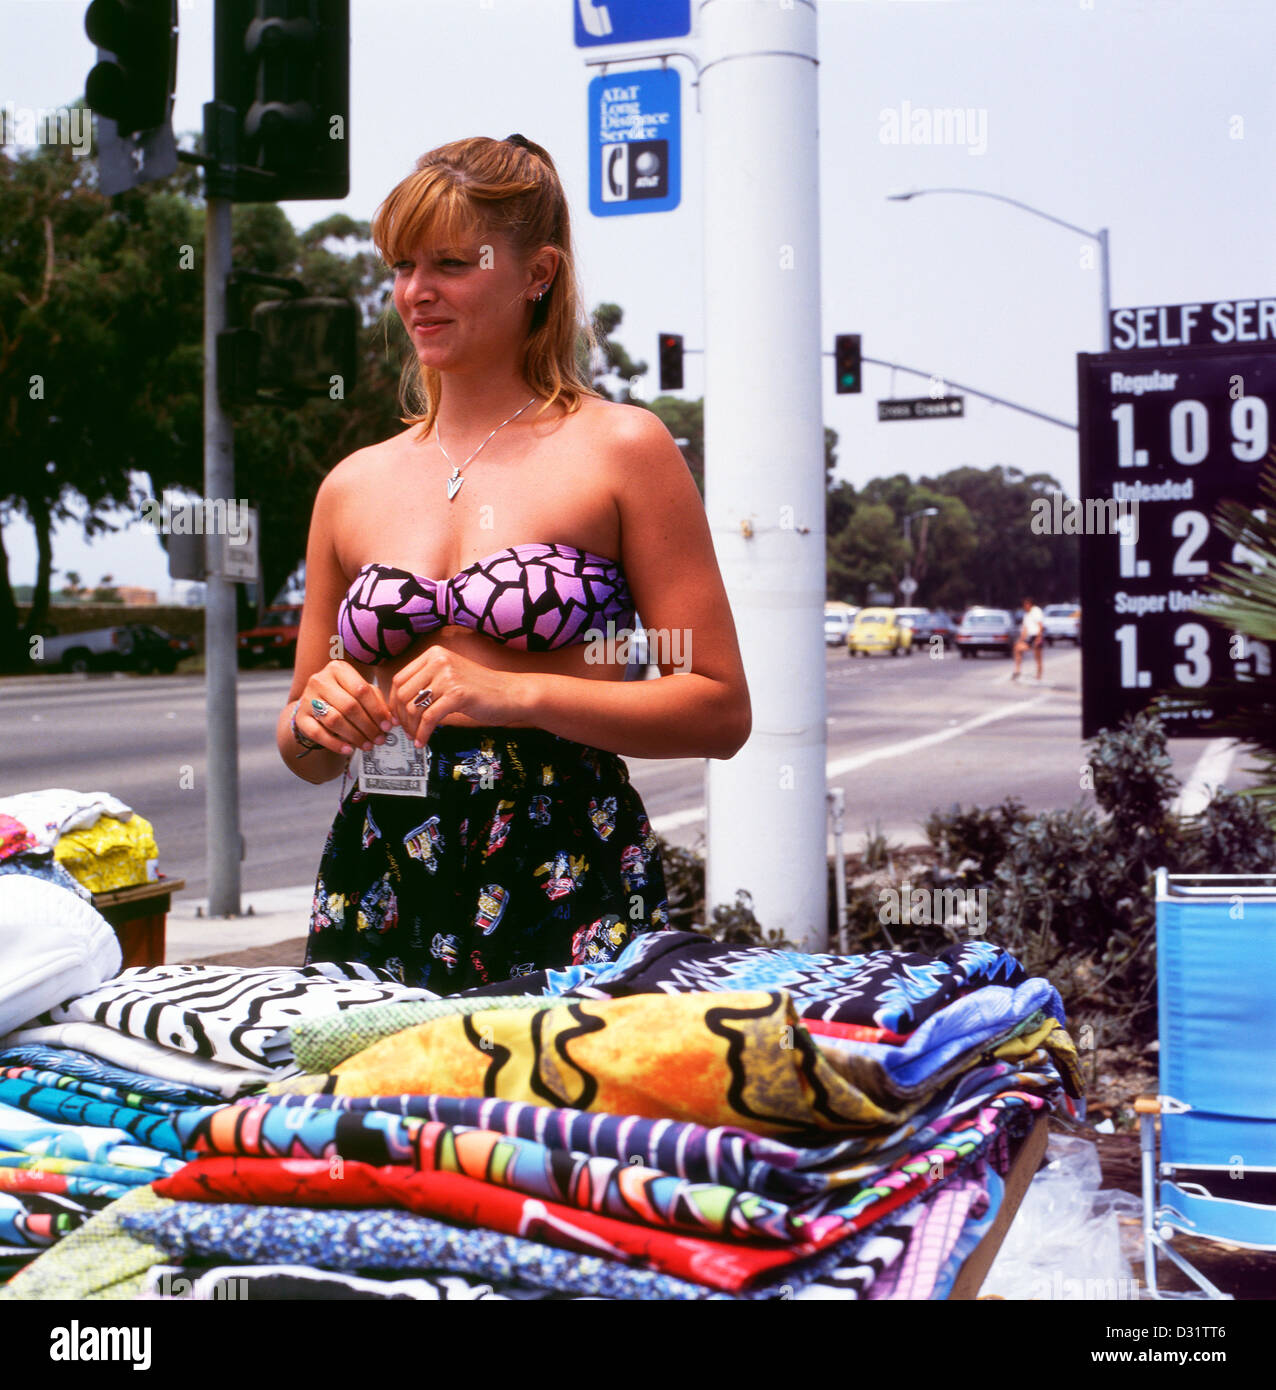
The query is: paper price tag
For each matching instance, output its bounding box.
[356,725,430,797]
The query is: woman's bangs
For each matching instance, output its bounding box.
[375,176,485,265]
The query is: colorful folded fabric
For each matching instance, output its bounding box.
[277,987,1078,1135]
[30,962,438,1072]
[172,1106,804,1242]
[289,994,555,1075]
[153,1159,828,1291]
[0,1166,130,1203]
[0,1188,99,1250]
[1,1023,273,1098]
[462,929,1027,1032]
[119,1201,732,1301]
[0,1076,185,1158]
[0,1064,197,1116]
[0,1044,228,1106]
[53,812,159,893]
[0,1100,185,1177]
[929,1165,1004,1301]
[294,991,916,1133]
[0,1184,176,1301]
[234,1051,1064,1201]
[867,1171,987,1300]
[791,1206,924,1300]
[0,1152,169,1189]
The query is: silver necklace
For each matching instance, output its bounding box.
[435,394,538,501]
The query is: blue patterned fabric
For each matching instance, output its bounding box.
[119,1201,731,1301]
[0,1045,227,1106]
[461,930,1030,1033]
[0,1077,185,1158]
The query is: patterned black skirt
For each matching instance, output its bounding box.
[305,725,669,993]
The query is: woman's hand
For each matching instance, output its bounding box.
[294,660,398,757]
[388,647,527,746]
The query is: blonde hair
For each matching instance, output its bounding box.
[371,135,604,436]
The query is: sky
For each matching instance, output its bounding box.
[3,0,1274,599]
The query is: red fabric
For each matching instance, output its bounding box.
[154,1156,849,1293]
[800,1018,911,1045]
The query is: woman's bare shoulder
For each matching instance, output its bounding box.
[319,428,418,499]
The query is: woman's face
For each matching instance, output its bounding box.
[391,226,542,372]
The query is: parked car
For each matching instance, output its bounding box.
[1042,603,1082,645]
[29,621,189,675]
[956,608,1016,658]
[237,605,303,668]
[897,610,958,649]
[823,608,858,646]
[847,607,913,657]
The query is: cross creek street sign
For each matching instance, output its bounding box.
[1077,343,1276,738]
[588,68,680,216]
[877,396,965,422]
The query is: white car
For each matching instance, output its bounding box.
[1042,604,1081,645]
[824,609,858,646]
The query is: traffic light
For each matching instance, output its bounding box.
[85,0,177,136]
[83,0,178,194]
[835,334,862,394]
[659,333,684,391]
[214,0,350,202]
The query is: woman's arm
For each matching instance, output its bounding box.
[518,407,751,760]
[277,462,395,783]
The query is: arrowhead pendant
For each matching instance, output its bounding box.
[446,471,464,501]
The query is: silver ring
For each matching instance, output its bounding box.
[412,687,434,709]
[310,697,329,717]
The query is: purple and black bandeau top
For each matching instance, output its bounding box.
[336,541,637,665]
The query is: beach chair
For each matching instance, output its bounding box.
[1136,871,1276,1298]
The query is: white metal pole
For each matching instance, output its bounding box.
[1098,226,1112,351]
[701,0,827,950]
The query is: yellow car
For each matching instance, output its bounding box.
[847,607,914,657]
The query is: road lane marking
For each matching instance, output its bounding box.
[1170,738,1238,817]
[647,693,1056,834]
[827,693,1055,777]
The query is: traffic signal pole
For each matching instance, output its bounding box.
[701,0,827,951]
[203,187,242,917]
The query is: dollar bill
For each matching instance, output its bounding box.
[356,724,430,797]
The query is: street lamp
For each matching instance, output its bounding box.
[901,506,939,600]
[887,188,1112,351]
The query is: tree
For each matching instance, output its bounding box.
[922,464,1077,609]
[0,122,205,666]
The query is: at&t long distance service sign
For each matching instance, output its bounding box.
[1078,344,1275,738]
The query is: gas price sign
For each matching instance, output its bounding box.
[1077,344,1275,738]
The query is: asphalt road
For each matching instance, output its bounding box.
[0,643,1231,899]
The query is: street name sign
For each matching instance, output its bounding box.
[877,396,965,422]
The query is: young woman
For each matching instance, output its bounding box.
[277,135,751,993]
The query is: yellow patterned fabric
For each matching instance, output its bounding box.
[321,992,924,1135]
[54,814,158,893]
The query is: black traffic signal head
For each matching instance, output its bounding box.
[659,333,684,392]
[215,0,349,202]
[835,333,862,394]
[84,0,177,137]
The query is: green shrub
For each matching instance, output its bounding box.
[923,797,1029,881]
